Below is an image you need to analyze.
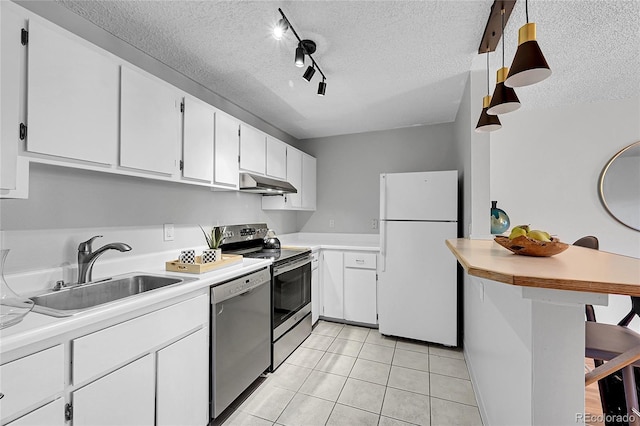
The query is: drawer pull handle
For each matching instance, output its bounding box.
[356,259,365,263]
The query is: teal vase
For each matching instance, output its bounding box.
[490,201,510,234]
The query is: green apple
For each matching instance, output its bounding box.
[509,227,528,239]
[528,230,552,242]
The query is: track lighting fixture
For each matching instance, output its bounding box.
[488,7,521,115]
[275,8,328,96]
[476,51,502,133]
[273,18,289,40]
[317,78,326,96]
[505,0,551,87]
[303,65,316,82]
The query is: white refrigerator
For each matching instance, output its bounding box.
[378,170,458,346]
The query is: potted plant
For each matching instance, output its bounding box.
[199,225,225,263]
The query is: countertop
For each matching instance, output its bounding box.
[0,258,271,357]
[277,232,380,252]
[446,238,640,296]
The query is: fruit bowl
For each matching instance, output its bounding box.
[494,235,569,257]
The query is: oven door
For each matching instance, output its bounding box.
[272,255,311,338]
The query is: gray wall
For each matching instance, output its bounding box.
[296,123,457,234]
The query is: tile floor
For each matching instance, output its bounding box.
[220,321,482,426]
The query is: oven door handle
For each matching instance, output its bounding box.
[273,257,311,276]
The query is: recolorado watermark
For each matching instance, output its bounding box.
[576,412,637,424]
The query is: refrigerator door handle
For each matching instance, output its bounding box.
[380,174,387,221]
[380,220,386,272]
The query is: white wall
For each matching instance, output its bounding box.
[490,96,640,327]
[296,123,458,234]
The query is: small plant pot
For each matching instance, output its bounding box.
[202,248,222,264]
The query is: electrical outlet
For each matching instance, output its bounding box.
[371,219,378,229]
[329,219,335,228]
[163,223,174,241]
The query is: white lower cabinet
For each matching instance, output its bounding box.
[320,250,378,325]
[73,354,155,426]
[157,327,209,426]
[6,398,65,426]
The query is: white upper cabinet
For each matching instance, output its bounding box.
[27,18,119,165]
[302,153,317,210]
[214,111,240,189]
[286,146,303,208]
[120,65,181,175]
[266,136,287,180]
[239,124,266,175]
[182,95,214,184]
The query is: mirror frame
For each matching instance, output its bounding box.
[598,140,640,232]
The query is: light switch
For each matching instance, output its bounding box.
[163,223,174,241]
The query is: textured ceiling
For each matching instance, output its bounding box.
[55,0,640,140]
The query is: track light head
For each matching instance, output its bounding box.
[303,65,316,82]
[317,79,327,96]
[295,44,305,67]
[273,18,289,40]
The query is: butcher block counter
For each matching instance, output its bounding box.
[446,238,640,296]
[445,238,640,426]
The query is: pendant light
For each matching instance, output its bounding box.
[505,0,551,88]
[487,7,520,115]
[476,50,502,133]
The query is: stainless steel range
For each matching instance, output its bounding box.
[220,224,312,370]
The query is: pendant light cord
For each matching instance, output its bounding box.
[501,8,505,67]
[525,0,529,23]
[486,49,490,95]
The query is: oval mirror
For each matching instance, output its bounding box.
[599,141,640,232]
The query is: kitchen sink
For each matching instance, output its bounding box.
[30,273,195,317]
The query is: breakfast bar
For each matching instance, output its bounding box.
[446,238,640,426]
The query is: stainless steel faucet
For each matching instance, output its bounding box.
[77,235,132,284]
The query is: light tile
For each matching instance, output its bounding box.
[429,345,464,360]
[358,343,395,364]
[396,339,430,354]
[222,410,274,426]
[381,387,431,425]
[349,358,391,386]
[430,397,482,426]
[378,416,416,426]
[285,347,325,369]
[302,333,335,351]
[299,370,347,401]
[392,348,429,372]
[337,325,370,342]
[327,338,364,357]
[276,393,334,426]
[315,352,357,376]
[430,373,476,406]
[239,384,295,422]
[313,321,344,338]
[388,365,430,396]
[337,378,386,414]
[365,331,397,348]
[326,403,380,426]
[268,363,313,392]
[429,355,470,380]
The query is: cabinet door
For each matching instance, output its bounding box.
[302,153,316,210]
[286,147,303,208]
[239,124,266,175]
[182,96,214,183]
[6,398,65,426]
[73,355,154,426]
[321,251,343,319]
[266,137,287,180]
[120,65,181,175]
[0,3,25,191]
[157,327,209,426]
[214,112,239,189]
[344,268,377,324]
[27,19,119,165]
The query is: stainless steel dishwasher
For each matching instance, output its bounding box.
[210,267,271,419]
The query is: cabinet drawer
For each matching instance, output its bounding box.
[0,345,64,421]
[344,252,377,269]
[73,294,208,384]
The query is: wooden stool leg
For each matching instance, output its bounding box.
[622,366,640,426]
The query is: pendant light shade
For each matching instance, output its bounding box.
[488,67,521,115]
[505,22,551,87]
[476,95,502,132]
[303,65,316,82]
[295,45,305,67]
[317,79,327,96]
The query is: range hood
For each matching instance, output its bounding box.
[239,173,297,195]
